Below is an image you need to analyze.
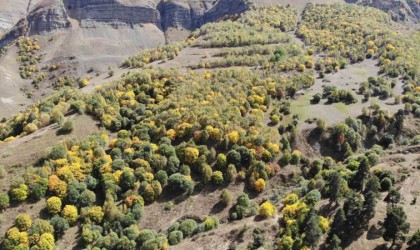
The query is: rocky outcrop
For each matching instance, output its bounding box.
[348,0,420,23]
[203,0,249,24]
[27,0,71,35]
[158,0,214,30]
[64,0,161,28]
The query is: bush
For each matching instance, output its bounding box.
[184,147,199,164]
[0,193,10,210]
[259,201,277,218]
[61,205,78,224]
[155,170,168,186]
[284,193,298,205]
[203,216,219,231]
[179,219,198,237]
[381,177,393,191]
[211,171,224,185]
[10,184,29,202]
[15,214,32,231]
[254,178,266,192]
[220,189,233,206]
[47,196,62,215]
[168,230,183,245]
[58,120,74,134]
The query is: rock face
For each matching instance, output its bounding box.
[0,0,249,38]
[64,0,161,28]
[27,0,71,35]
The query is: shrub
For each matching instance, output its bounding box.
[61,205,78,224]
[284,193,298,205]
[155,170,168,186]
[10,184,29,202]
[381,177,393,191]
[220,189,233,205]
[168,230,183,245]
[254,178,266,192]
[0,193,10,210]
[179,219,198,237]
[47,196,62,215]
[203,216,219,231]
[319,216,330,233]
[15,214,32,231]
[58,120,74,134]
[211,171,224,185]
[259,201,277,217]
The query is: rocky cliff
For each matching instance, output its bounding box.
[0,0,248,44]
[27,0,71,35]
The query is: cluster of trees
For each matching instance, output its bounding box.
[297,3,419,85]
[318,85,358,104]
[191,43,313,73]
[121,42,187,68]
[16,36,41,80]
[191,6,297,48]
[0,88,82,142]
[359,76,395,100]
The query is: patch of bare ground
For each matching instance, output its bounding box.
[0,45,34,118]
[0,115,100,192]
[292,59,405,130]
[55,226,80,250]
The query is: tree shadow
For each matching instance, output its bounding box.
[367,224,383,240]
[210,201,227,215]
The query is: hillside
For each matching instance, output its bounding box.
[0,1,419,250]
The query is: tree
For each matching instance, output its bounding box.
[385,188,401,206]
[179,219,198,238]
[259,201,277,218]
[383,206,410,246]
[168,230,183,245]
[326,234,342,250]
[184,147,199,164]
[328,208,346,242]
[50,215,69,237]
[79,190,96,207]
[61,205,78,224]
[211,171,224,185]
[304,190,321,207]
[10,184,29,202]
[408,230,420,249]
[15,214,32,231]
[303,210,323,248]
[254,178,266,192]
[47,196,62,215]
[329,171,344,205]
[155,170,168,186]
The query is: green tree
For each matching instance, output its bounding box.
[408,230,420,249]
[303,210,323,249]
[384,188,401,206]
[50,215,69,237]
[383,206,410,247]
[329,171,344,205]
